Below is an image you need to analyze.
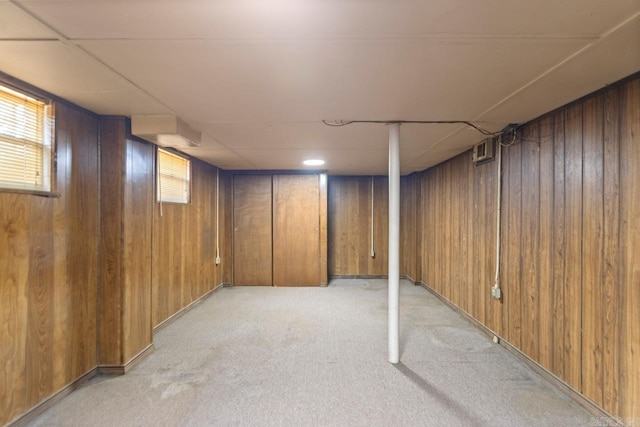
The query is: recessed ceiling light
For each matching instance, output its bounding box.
[303,159,325,166]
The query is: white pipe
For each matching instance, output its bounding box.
[388,123,400,364]
[371,176,375,258]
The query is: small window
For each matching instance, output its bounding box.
[0,83,53,192]
[157,147,190,203]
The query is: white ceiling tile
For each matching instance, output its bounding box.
[3,1,639,174]
[15,0,640,40]
[0,41,171,115]
[0,2,58,39]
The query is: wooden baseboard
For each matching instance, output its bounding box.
[98,343,155,375]
[9,368,98,427]
[415,281,616,422]
[153,283,224,333]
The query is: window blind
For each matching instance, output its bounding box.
[157,148,190,203]
[0,83,52,192]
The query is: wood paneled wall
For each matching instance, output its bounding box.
[417,77,640,419]
[419,150,499,330]
[99,117,154,365]
[328,175,417,279]
[328,176,388,276]
[152,158,226,327]
[0,102,99,426]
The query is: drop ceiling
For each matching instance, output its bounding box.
[1,0,639,175]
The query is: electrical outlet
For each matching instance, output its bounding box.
[215,256,221,265]
[491,284,502,300]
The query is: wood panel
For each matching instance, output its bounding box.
[219,170,234,285]
[581,95,604,406]
[328,176,368,275]
[0,101,99,426]
[99,117,153,364]
[551,109,567,377]
[601,86,620,416]
[521,123,540,361]
[538,116,554,371]
[123,134,154,361]
[328,176,397,277]
[619,78,640,420]
[563,103,583,390]
[400,174,418,282]
[233,175,273,286]
[319,173,328,286]
[273,174,320,286]
[414,75,640,420]
[152,158,220,327]
[98,117,125,366]
[505,135,523,349]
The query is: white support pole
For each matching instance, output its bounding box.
[388,123,400,364]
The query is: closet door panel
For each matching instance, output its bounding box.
[273,175,320,286]
[233,175,272,286]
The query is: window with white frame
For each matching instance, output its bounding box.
[0,83,53,192]
[157,147,190,204]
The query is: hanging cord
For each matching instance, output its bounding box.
[491,134,505,300]
[322,120,503,136]
[371,176,375,258]
[215,168,221,265]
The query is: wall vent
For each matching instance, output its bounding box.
[131,115,201,148]
[472,138,495,165]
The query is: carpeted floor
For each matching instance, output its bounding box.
[28,279,594,426]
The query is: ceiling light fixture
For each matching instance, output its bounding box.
[303,159,325,166]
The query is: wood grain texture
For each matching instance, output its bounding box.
[0,101,99,426]
[152,159,219,327]
[400,174,418,282]
[619,78,640,420]
[563,103,583,391]
[581,95,604,406]
[538,116,554,372]
[412,75,640,420]
[98,117,125,366]
[99,117,153,365]
[233,175,273,286]
[273,174,321,286]
[328,176,370,276]
[319,174,328,286]
[602,86,620,416]
[123,133,154,361]
[219,170,234,285]
[505,134,523,349]
[551,110,567,378]
[521,123,540,361]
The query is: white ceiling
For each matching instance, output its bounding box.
[1,0,639,175]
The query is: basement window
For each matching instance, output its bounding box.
[157,147,191,204]
[0,83,54,193]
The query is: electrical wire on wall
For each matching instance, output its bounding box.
[491,127,518,301]
[371,176,375,258]
[215,168,221,265]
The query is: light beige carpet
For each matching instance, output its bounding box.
[28,279,594,426]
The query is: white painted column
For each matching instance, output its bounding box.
[388,123,400,364]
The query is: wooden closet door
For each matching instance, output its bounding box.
[233,175,272,286]
[273,174,320,286]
